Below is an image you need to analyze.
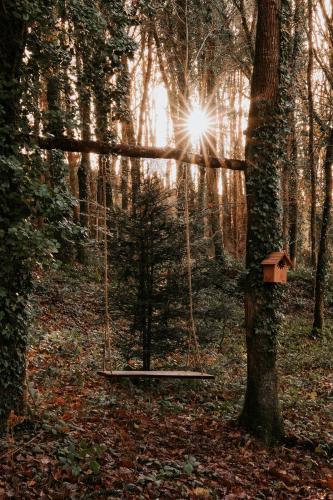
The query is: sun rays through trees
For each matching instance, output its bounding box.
[0,1,333,495]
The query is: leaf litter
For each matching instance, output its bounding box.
[0,265,332,498]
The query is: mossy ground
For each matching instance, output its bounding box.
[0,265,332,498]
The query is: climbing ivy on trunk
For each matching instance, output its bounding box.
[0,1,32,433]
[239,0,293,446]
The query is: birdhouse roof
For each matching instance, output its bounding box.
[261,251,292,267]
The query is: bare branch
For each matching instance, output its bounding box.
[35,136,246,171]
[234,0,255,61]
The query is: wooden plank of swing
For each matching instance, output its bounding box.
[97,370,214,380]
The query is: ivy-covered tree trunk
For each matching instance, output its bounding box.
[46,75,65,186]
[45,74,74,263]
[288,113,299,267]
[64,71,79,223]
[287,0,302,266]
[76,53,91,264]
[95,91,113,213]
[121,122,129,211]
[312,128,333,336]
[281,155,289,251]
[239,0,285,446]
[197,165,205,237]
[0,3,28,433]
[280,0,302,259]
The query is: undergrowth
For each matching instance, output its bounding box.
[0,264,332,498]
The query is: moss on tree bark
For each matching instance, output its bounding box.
[239,0,286,446]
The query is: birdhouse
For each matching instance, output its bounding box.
[261,252,292,283]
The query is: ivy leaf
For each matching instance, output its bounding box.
[183,462,194,475]
[89,460,100,474]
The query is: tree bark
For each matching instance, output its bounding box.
[307,0,317,270]
[45,73,75,263]
[221,169,233,252]
[289,112,299,266]
[203,37,225,262]
[239,0,284,446]
[311,0,333,335]
[312,130,333,336]
[122,57,142,215]
[137,29,153,146]
[288,0,303,266]
[281,158,289,252]
[121,122,129,211]
[95,87,113,213]
[64,68,79,223]
[77,56,91,262]
[45,75,64,186]
[197,166,206,237]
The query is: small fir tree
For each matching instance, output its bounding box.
[109,175,186,370]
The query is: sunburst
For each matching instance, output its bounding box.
[186,104,212,141]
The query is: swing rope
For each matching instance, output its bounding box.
[184,164,205,373]
[102,156,112,372]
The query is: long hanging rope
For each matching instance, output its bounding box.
[184,164,204,372]
[102,156,112,371]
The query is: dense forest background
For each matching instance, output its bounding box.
[1,0,333,497]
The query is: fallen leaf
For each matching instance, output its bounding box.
[192,487,211,498]
[327,477,333,491]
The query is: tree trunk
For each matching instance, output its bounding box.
[234,72,245,259]
[76,53,91,264]
[137,29,153,146]
[121,122,129,211]
[197,166,206,237]
[221,169,232,253]
[206,166,224,260]
[289,113,299,266]
[120,56,142,214]
[95,81,113,213]
[312,128,333,336]
[0,4,28,433]
[281,159,289,251]
[307,0,317,270]
[46,74,75,263]
[204,83,223,259]
[288,0,303,266]
[201,36,225,261]
[46,75,64,186]
[239,0,285,446]
[64,68,79,223]
[237,77,247,258]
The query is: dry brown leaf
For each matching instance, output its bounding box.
[192,487,211,498]
[326,477,333,491]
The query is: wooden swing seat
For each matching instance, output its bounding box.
[98,370,214,380]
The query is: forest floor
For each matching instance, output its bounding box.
[0,264,333,499]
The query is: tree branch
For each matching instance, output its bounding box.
[35,136,246,171]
